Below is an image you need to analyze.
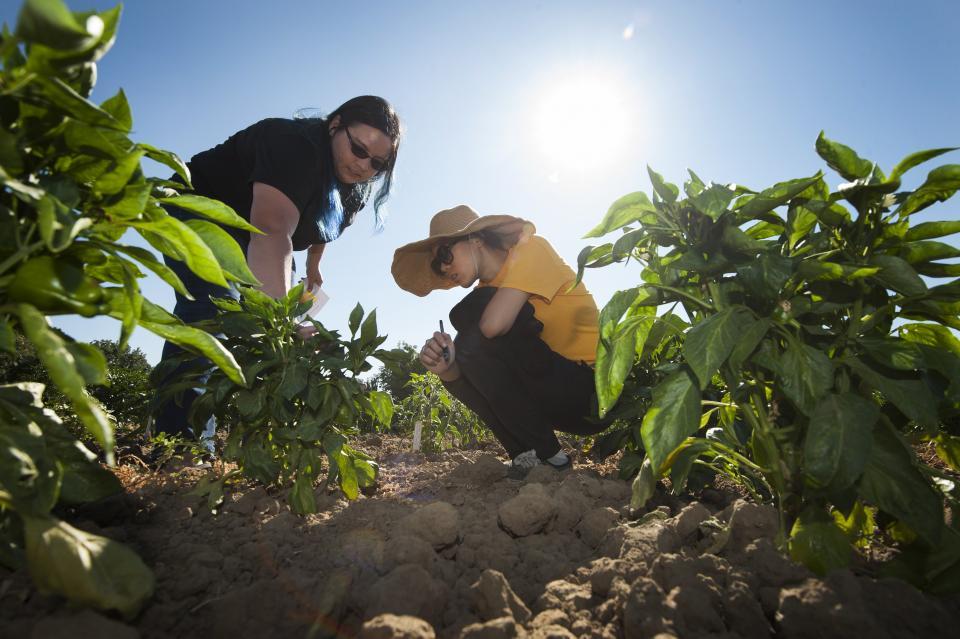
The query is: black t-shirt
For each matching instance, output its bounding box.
[187,118,366,251]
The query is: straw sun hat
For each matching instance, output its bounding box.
[391,205,535,296]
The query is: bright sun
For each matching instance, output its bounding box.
[532,72,632,176]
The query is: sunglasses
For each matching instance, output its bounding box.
[430,237,467,276]
[343,126,390,173]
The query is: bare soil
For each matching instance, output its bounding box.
[3,435,959,639]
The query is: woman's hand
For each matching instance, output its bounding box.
[306,243,325,291]
[420,331,458,379]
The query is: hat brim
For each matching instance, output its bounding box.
[392,215,535,296]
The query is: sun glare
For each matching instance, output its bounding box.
[532,73,632,176]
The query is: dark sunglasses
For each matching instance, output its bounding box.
[430,237,467,276]
[343,126,390,173]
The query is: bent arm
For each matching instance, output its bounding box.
[478,287,531,338]
[247,182,299,298]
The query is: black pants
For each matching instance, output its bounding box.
[442,288,607,459]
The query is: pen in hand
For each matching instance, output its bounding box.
[439,320,450,362]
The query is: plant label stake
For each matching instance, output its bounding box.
[439,320,450,362]
[412,420,423,451]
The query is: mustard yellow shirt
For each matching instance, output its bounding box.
[480,235,599,364]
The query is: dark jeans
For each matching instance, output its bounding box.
[442,287,607,459]
[152,205,244,442]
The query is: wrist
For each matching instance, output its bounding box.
[437,362,461,382]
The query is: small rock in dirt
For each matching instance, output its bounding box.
[529,625,576,639]
[383,534,437,574]
[366,564,449,627]
[668,501,711,539]
[357,614,435,639]
[530,609,570,629]
[600,520,680,564]
[525,464,563,484]
[452,453,509,484]
[585,557,631,597]
[30,609,140,639]
[469,569,532,623]
[460,616,528,638]
[499,484,557,537]
[576,507,619,548]
[723,579,772,639]
[398,501,461,550]
[718,499,779,553]
[534,580,592,614]
[621,577,675,639]
[341,528,387,573]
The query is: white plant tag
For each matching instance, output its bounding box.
[297,284,330,322]
[412,420,423,452]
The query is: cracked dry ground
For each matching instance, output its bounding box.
[3,435,960,639]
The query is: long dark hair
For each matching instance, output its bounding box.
[295,95,403,228]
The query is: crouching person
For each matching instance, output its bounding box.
[391,205,607,475]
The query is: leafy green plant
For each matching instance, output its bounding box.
[396,372,489,453]
[169,284,395,514]
[581,133,960,590]
[0,0,260,615]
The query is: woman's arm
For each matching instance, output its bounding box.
[306,243,325,289]
[247,182,299,298]
[478,287,531,338]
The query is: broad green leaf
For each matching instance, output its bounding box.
[647,166,679,203]
[611,228,646,259]
[290,475,317,515]
[139,144,191,186]
[99,89,132,133]
[183,218,260,286]
[367,390,394,428]
[727,318,771,373]
[690,183,736,221]
[140,320,245,387]
[22,514,154,619]
[61,118,125,159]
[798,260,879,282]
[684,169,705,198]
[102,180,150,219]
[915,262,960,278]
[898,165,960,217]
[858,338,924,371]
[683,306,753,389]
[92,149,144,196]
[832,502,876,548]
[734,174,823,218]
[595,287,654,415]
[32,76,122,129]
[904,220,960,242]
[765,342,833,415]
[134,216,228,288]
[789,506,851,576]
[630,457,656,510]
[584,191,656,238]
[846,357,938,431]
[335,451,359,500]
[890,147,958,181]
[359,308,378,348]
[348,303,363,336]
[0,317,15,353]
[858,420,943,546]
[16,305,114,462]
[897,240,960,265]
[640,368,701,473]
[804,393,877,491]
[736,254,793,302]
[900,323,960,357]
[815,132,873,181]
[159,195,262,234]
[869,255,927,296]
[276,360,309,401]
[721,225,765,254]
[935,434,960,473]
[353,457,378,489]
[15,0,91,49]
[108,243,191,299]
[64,342,107,386]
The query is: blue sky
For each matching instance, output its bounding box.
[3,0,959,364]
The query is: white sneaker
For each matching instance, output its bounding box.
[510,449,540,472]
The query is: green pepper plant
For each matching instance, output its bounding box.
[580,133,960,591]
[395,372,489,453]
[169,285,395,514]
[0,0,259,616]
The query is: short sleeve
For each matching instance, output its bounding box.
[249,130,317,215]
[497,236,574,302]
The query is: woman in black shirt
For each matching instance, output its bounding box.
[155,95,401,442]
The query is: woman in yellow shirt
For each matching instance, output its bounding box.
[392,205,604,474]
